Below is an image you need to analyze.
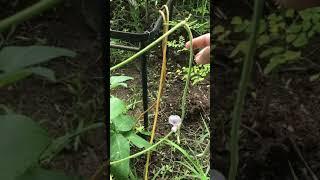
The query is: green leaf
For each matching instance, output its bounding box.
[259,47,284,59]
[0,46,76,73]
[16,168,79,180]
[0,114,51,180]
[213,25,224,34]
[113,114,135,132]
[110,133,130,180]
[264,51,301,74]
[110,96,126,120]
[286,24,302,34]
[110,76,133,89]
[286,34,297,43]
[124,131,151,149]
[27,67,56,82]
[0,70,31,87]
[257,34,270,46]
[310,73,320,82]
[293,33,308,47]
[302,21,312,32]
[286,9,295,18]
[231,16,242,25]
[229,41,248,58]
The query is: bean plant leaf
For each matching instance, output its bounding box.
[110,133,130,180]
[110,76,133,89]
[113,114,135,132]
[286,34,297,43]
[213,25,224,34]
[286,9,295,18]
[286,24,302,34]
[27,67,56,82]
[0,114,51,180]
[257,34,270,46]
[0,46,76,72]
[0,70,31,87]
[293,33,308,47]
[124,131,151,149]
[16,168,79,180]
[231,16,242,25]
[229,41,248,58]
[264,51,301,74]
[259,47,284,59]
[110,96,126,120]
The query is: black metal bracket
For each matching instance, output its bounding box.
[110,0,174,129]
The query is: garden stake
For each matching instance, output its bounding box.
[228,0,264,179]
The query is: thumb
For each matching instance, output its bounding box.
[195,46,210,64]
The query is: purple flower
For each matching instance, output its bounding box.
[168,115,181,132]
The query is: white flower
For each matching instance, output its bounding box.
[168,115,181,132]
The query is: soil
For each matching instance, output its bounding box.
[213,1,320,179]
[0,1,106,179]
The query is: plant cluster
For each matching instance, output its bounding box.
[110,76,151,179]
[214,7,320,76]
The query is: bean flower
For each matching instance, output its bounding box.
[168,115,181,132]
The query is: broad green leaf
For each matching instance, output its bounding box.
[293,33,308,47]
[113,114,135,132]
[264,51,301,74]
[16,168,79,180]
[259,47,284,59]
[27,67,56,82]
[0,46,76,72]
[124,131,151,149]
[0,70,31,87]
[110,76,133,89]
[0,114,51,180]
[110,96,126,120]
[0,67,55,87]
[110,133,130,180]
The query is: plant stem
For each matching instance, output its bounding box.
[110,15,191,71]
[0,0,63,33]
[176,23,194,144]
[144,8,169,180]
[228,0,264,179]
[110,131,173,165]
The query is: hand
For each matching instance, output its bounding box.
[185,33,210,64]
